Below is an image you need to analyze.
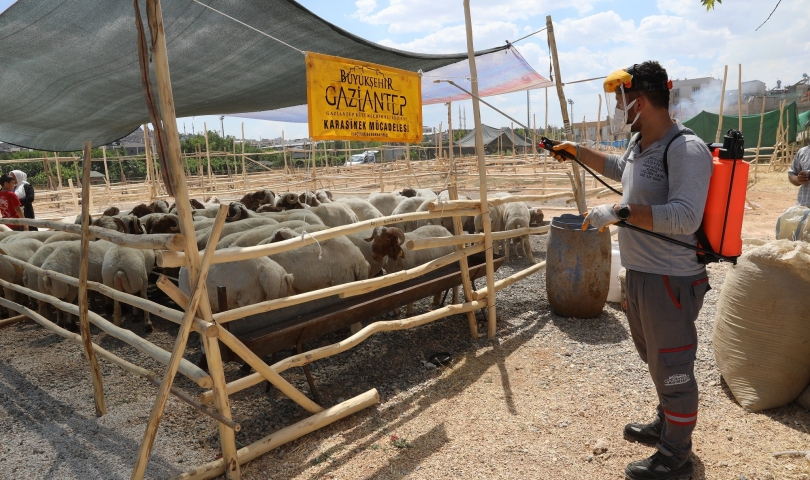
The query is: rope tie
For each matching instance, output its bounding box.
[300,229,323,259]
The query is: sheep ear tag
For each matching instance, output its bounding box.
[398,250,405,258]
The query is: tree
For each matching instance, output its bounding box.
[700,0,721,10]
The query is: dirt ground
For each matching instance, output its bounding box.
[0,169,807,479]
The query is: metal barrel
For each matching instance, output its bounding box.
[545,214,611,318]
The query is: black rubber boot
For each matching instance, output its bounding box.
[623,416,663,445]
[625,452,694,479]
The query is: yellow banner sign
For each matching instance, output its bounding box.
[306,52,422,143]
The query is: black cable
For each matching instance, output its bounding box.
[615,221,737,262]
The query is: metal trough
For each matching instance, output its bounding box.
[220,252,504,362]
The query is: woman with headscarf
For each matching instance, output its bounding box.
[9,170,37,231]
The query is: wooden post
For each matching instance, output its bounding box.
[68,178,79,213]
[143,125,156,201]
[715,65,728,143]
[596,94,603,150]
[117,151,126,184]
[131,0,238,477]
[101,146,111,203]
[544,87,548,191]
[204,122,213,186]
[449,184,478,339]
[511,122,516,162]
[55,152,63,189]
[770,100,786,172]
[737,64,743,131]
[448,102,454,171]
[464,0,498,338]
[241,123,249,190]
[547,15,585,213]
[310,140,317,192]
[754,96,766,181]
[282,130,289,174]
[80,141,107,417]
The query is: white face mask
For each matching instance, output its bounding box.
[612,98,639,135]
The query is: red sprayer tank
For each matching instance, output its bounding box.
[701,130,748,259]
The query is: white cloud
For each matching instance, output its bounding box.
[353,0,605,34]
[353,0,377,16]
[378,22,520,54]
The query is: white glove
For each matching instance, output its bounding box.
[582,204,619,232]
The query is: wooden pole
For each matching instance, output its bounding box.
[117,151,126,184]
[241,123,248,189]
[55,152,63,189]
[280,130,286,174]
[143,125,156,201]
[80,141,107,417]
[101,146,111,191]
[544,88,548,190]
[131,0,237,477]
[449,183,478,339]
[715,65,728,143]
[204,122,213,186]
[464,0,498,338]
[511,122,516,161]
[547,15,585,213]
[68,178,79,213]
[596,94,603,150]
[737,64,743,131]
[448,102,454,171]
[754,95,766,181]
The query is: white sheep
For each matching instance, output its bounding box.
[0,239,43,318]
[306,203,359,228]
[38,240,112,329]
[265,228,369,294]
[474,204,505,255]
[389,197,425,232]
[367,193,406,216]
[102,245,156,331]
[335,197,384,222]
[501,201,535,263]
[178,257,293,313]
[21,241,76,321]
[224,220,311,249]
[364,225,457,315]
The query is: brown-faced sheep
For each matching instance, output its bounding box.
[239,190,276,211]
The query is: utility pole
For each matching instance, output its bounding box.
[568,99,575,140]
[219,115,225,138]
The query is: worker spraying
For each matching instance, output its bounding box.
[549,61,712,480]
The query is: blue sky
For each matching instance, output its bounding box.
[2,0,807,141]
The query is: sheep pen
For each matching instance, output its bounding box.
[0,133,582,479]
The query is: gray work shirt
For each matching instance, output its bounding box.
[603,123,713,276]
[788,146,810,207]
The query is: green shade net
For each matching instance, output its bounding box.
[799,110,810,128]
[0,0,505,152]
[683,102,799,148]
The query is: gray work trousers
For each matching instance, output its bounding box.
[625,269,711,463]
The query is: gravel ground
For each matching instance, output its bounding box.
[1,226,809,479]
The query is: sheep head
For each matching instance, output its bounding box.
[119,215,145,234]
[190,198,206,210]
[226,202,250,222]
[239,189,276,211]
[299,191,320,207]
[256,204,283,213]
[102,206,120,216]
[130,203,154,218]
[315,189,333,203]
[148,214,180,234]
[269,228,297,243]
[364,226,405,262]
[149,200,169,214]
[92,216,126,233]
[529,208,544,227]
[400,187,417,198]
[277,192,304,210]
